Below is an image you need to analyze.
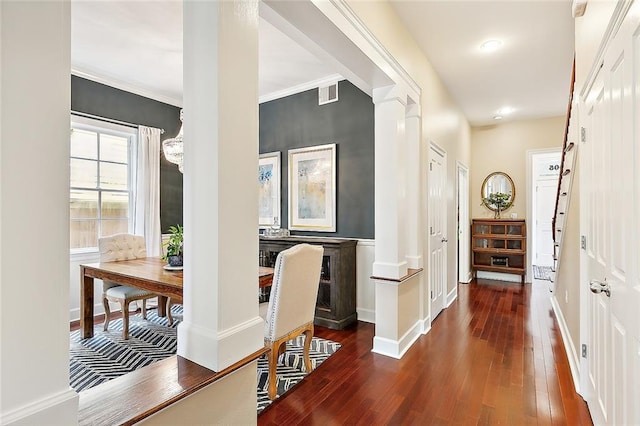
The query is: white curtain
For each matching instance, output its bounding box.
[134,126,162,256]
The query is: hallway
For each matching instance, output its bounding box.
[259,279,592,425]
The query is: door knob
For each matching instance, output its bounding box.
[590,279,611,297]
[442,238,448,243]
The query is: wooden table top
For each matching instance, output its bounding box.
[82,257,274,290]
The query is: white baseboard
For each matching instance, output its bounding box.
[357,307,375,324]
[371,320,421,359]
[420,316,431,334]
[460,272,473,283]
[1,389,78,426]
[446,287,457,307]
[477,271,523,283]
[550,295,581,394]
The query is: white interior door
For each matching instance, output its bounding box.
[581,6,640,425]
[429,144,447,319]
[534,179,557,266]
[457,163,470,283]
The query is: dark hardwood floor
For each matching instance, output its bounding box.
[258,279,592,425]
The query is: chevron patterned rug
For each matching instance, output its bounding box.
[70,306,341,414]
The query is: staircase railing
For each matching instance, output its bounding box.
[550,57,577,287]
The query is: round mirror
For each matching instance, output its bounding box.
[481,172,515,212]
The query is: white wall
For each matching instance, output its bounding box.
[0,2,78,424]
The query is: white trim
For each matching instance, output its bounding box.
[1,389,78,425]
[551,295,582,394]
[259,74,344,104]
[420,316,432,334]
[357,308,375,323]
[371,320,422,359]
[329,0,421,101]
[72,68,183,108]
[446,286,457,307]
[477,271,522,283]
[355,239,375,246]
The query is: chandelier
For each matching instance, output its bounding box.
[163,109,184,173]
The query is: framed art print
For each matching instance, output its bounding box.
[288,143,336,232]
[258,151,281,229]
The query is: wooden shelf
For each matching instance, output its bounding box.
[472,219,526,284]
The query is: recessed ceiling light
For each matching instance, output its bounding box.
[480,39,503,53]
[497,106,514,115]
[493,115,503,120]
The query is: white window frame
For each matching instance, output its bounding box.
[70,115,138,255]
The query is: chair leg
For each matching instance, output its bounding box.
[121,300,130,340]
[267,341,279,400]
[303,326,314,373]
[141,299,147,320]
[166,298,174,326]
[103,297,111,331]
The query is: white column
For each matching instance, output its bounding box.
[372,85,408,280]
[178,0,263,372]
[0,2,78,424]
[405,103,422,269]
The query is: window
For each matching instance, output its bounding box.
[70,117,137,252]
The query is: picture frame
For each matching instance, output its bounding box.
[288,143,336,232]
[258,151,281,229]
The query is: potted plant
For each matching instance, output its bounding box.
[163,224,184,267]
[483,192,511,218]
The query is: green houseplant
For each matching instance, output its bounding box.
[163,224,184,267]
[483,192,511,219]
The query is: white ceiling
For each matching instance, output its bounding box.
[71,1,575,126]
[390,0,575,126]
[71,1,339,107]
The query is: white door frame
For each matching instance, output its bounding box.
[457,161,471,283]
[526,147,562,280]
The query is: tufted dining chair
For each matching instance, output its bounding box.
[259,243,324,400]
[98,233,157,339]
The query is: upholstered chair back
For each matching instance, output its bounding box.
[98,234,147,290]
[264,243,323,342]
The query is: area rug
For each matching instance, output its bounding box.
[533,265,553,281]
[70,306,341,414]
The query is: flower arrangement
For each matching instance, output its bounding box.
[483,192,511,218]
[163,224,184,266]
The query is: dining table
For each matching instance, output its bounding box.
[80,257,274,339]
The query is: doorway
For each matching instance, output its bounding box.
[429,143,447,319]
[457,162,471,283]
[527,149,561,278]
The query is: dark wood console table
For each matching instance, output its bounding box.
[259,236,357,330]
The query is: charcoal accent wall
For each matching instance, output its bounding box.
[259,80,374,239]
[71,76,183,232]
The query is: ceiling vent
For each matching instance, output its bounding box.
[318,83,339,105]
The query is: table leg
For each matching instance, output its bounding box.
[80,266,94,339]
[158,295,167,317]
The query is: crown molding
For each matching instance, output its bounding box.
[71,68,183,108]
[327,0,421,102]
[259,74,344,104]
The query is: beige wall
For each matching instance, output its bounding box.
[470,116,566,221]
[347,1,471,298]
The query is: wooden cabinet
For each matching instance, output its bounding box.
[471,219,526,283]
[259,236,357,330]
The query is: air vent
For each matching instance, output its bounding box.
[318,83,339,105]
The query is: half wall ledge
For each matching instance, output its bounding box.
[78,349,268,426]
[371,268,424,283]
